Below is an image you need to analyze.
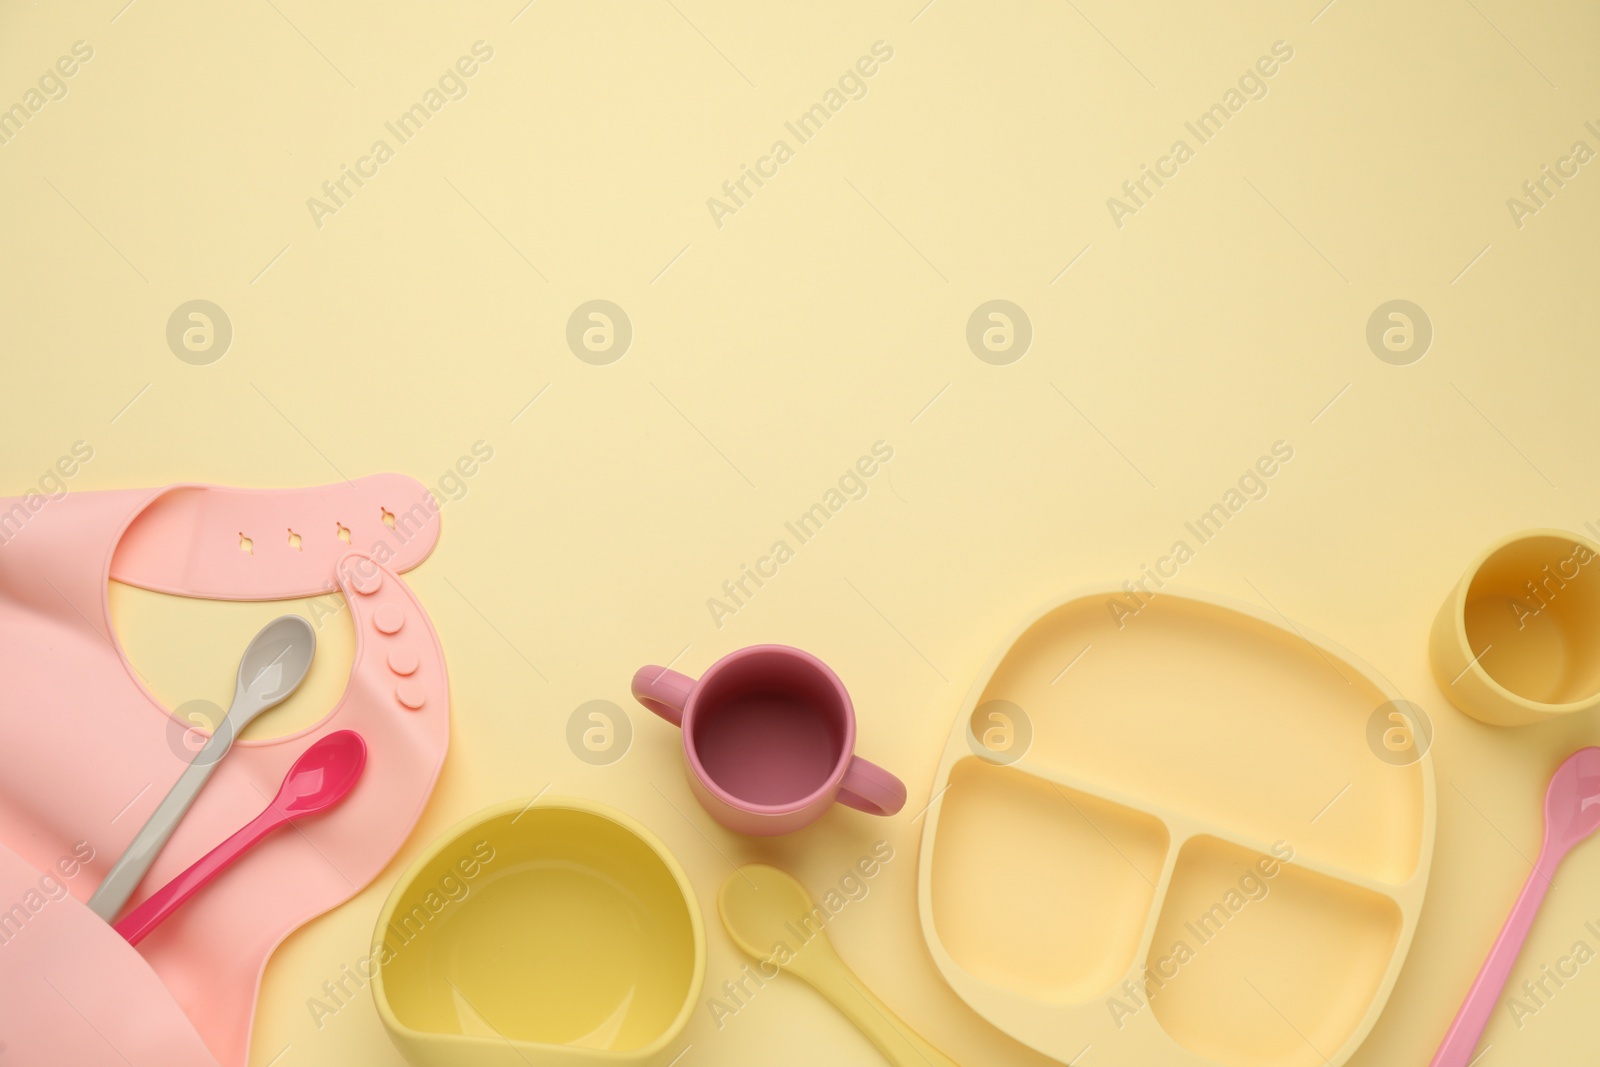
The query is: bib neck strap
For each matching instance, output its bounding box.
[110,475,441,600]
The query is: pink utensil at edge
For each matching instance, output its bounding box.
[113,730,368,946]
[1430,746,1600,1067]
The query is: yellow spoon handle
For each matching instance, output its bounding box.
[799,949,962,1067]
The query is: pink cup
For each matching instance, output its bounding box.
[631,645,907,836]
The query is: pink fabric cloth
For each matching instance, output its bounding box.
[0,476,450,1065]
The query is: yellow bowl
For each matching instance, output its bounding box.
[372,797,705,1067]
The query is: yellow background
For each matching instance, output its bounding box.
[3,0,1599,1063]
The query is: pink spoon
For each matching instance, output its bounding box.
[1431,746,1600,1067]
[114,730,367,945]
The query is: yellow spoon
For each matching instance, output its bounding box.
[718,864,960,1067]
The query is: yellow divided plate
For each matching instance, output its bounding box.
[917,587,1435,1067]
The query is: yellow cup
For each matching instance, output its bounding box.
[372,797,704,1067]
[1430,528,1600,726]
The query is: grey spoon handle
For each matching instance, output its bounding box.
[87,725,234,920]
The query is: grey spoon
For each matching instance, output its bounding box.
[88,615,316,920]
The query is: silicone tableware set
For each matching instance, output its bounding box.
[368,645,919,1064]
[29,487,1598,1065]
[365,527,1600,1067]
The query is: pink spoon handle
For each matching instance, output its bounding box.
[113,807,284,945]
[1430,853,1555,1067]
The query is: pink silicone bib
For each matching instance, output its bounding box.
[0,476,451,1065]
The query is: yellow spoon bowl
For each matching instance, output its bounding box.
[373,797,705,1067]
[719,864,961,1067]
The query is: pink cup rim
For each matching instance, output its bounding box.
[681,644,857,816]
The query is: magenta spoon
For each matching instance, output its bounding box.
[1431,746,1600,1067]
[114,730,367,945]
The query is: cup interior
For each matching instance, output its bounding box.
[1463,535,1600,706]
[690,650,848,808]
[377,804,699,1054]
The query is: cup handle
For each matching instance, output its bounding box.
[631,666,695,728]
[837,756,907,817]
